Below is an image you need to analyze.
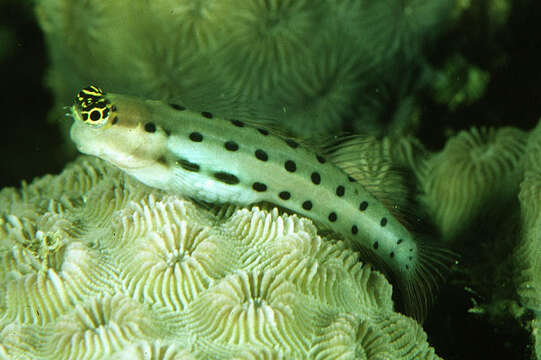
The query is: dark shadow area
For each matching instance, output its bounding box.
[0,0,64,189]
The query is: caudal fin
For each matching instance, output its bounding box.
[398,237,458,322]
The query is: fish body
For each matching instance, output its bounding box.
[70,86,450,320]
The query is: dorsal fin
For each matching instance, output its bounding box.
[168,83,290,130]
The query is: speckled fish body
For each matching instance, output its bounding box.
[70,86,450,320]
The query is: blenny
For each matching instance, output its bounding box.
[70,85,453,320]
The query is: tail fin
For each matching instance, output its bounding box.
[398,236,458,322]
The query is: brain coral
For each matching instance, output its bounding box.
[0,156,443,359]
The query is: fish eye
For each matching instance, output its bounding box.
[80,105,111,127]
[73,85,115,128]
[144,122,157,133]
[89,109,102,122]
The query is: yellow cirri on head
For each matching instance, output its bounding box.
[71,85,117,128]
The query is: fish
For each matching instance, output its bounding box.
[70,85,454,321]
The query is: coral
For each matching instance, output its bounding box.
[419,126,526,241]
[431,54,491,111]
[20,0,541,357]
[110,341,198,360]
[452,0,512,33]
[46,294,156,360]
[356,0,453,65]
[515,172,541,311]
[213,0,331,98]
[35,0,451,136]
[515,120,541,359]
[0,156,443,359]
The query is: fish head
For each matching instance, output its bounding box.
[70,85,169,170]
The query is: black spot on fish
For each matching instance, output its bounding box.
[316,154,326,164]
[285,160,296,172]
[177,158,200,172]
[302,200,312,210]
[111,105,117,112]
[285,139,299,149]
[258,128,269,136]
[82,112,88,121]
[169,103,186,111]
[144,122,156,133]
[336,185,345,197]
[255,149,268,161]
[189,132,203,142]
[380,218,387,227]
[311,172,321,185]
[111,116,118,125]
[279,191,291,200]
[225,141,239,151]
[406,265,409,270]
[156,156,167,165]
[328,212,337,222]
[390,252,395,258]
[348,176,356,183]
[397,239,403,245]
[351,225,358,234]
[201,111,213,119]
[359,201,368,211]
[252,182,267,192]
[231,119,245,127]
[214,172,239,185]
[373,242,379,250]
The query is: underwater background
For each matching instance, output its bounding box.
[1,0,541,359]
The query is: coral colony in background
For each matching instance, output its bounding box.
[1,0,539,359]
[35,0,454,137]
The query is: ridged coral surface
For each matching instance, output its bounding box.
[0,156,443,359]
